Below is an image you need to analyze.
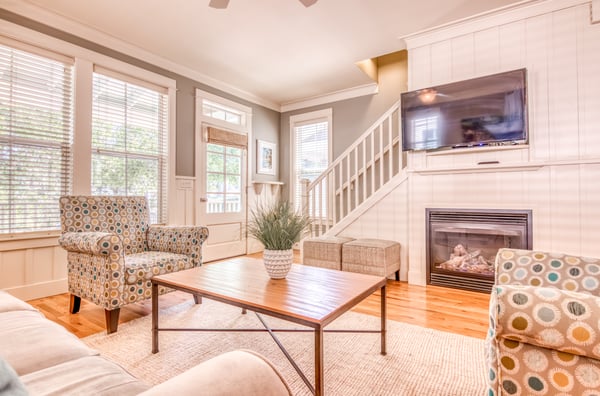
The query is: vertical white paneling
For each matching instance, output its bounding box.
[375,195,395,238]
[450,34,475,81]
[580,164,600,257]
[524,168,552,250]
[53,247,67,279]
[30,247,54,284]
[577,5,600,158]
[498,20,526,70]
[173,177,195,225]
[407,173,432,285]
[0,250,25,288]
[525,13,551,161]
[549,165,581,254]
[431,173,457,205]
[430,41,452,85]
[409,46,431,90]
[473,27,500,76]
[548,7,580,160]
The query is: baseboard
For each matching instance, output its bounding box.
[4,279,68,301]
[407,269,426,286]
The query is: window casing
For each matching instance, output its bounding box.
[0,42,74,233]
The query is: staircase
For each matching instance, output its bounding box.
[301,100,407,236]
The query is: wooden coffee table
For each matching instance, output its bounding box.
[151,256,387,396]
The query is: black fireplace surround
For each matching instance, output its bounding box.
[426,208,532,293]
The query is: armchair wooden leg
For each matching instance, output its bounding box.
[105,308,120,334]
[193,294,202,304]
[69,294,81,314]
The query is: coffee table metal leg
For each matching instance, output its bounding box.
[315,327,324,396]
[381,284,387,355]
[152,282,159,353]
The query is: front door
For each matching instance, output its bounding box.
[198,132,247,262]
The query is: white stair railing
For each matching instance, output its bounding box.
[301,100,403,236]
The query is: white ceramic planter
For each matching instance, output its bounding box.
[263,249,293,279]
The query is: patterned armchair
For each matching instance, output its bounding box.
[486,248,600,395]
[59,196,209,334]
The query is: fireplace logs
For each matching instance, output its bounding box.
[436,244,494,275]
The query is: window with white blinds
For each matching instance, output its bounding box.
[0,43,74,234]
[91,69,168,223]
[292,114,330,212]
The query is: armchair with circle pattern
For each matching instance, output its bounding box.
[486,248,600,395]
[58,195,209,334]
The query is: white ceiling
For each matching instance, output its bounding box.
[8,0,529,109]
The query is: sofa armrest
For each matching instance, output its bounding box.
[139,350,291,396]
[58,232,123,256]
[491,284,600,359]
[147,225,209,266]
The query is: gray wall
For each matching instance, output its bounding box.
[280,51,408,199]
[0,9,280,179]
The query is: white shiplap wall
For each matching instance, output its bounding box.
[340,0,600,285]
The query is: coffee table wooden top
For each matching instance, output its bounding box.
[152,256,386,328]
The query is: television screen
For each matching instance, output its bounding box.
[401,68,527,151]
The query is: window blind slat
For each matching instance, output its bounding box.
[0,42,73,234]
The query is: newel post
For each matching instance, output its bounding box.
[300,178,311,235]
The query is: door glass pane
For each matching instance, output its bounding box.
[226,147,241,156]
[207,193,224,214]
[205,142,243,214]
[226,175,241,193]
[207,173,225,193]
[226,155,241,174]
[207,143,224,153]
[207,152,224,172]
[226,194,241,213]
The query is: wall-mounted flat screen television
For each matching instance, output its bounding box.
[401,68,528,151]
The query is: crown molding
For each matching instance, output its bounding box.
[0,0,281,111]
[400,0,587,49]
[280,83,378,113]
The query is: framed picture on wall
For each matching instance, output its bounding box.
[257,139,276,175]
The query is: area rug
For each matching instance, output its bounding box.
[83,299,487,395]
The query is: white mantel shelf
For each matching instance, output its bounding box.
[409,158,600,176]
[251,180,284,195]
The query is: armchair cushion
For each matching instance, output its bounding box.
[124,252,193,285]
[492,284,600,359]
[59,232,122,256]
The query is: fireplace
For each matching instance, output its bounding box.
[426,208,532,293]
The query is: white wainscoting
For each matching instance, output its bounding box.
[337,0,600,286]
[0,235,67,301]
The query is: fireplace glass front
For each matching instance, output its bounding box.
[426,209,532,293]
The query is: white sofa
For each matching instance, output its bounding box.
[0,291,291,396]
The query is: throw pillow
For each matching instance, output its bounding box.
[0,356,28,396]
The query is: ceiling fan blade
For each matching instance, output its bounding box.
[298,0,318,7]
[209,0,230,9]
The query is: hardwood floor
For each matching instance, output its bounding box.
[27,253,491,339]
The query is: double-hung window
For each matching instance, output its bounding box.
[0,41,74,234]
[290,109,332,215]
[91,68,168,223]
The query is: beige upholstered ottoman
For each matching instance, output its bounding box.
[342,238,400,279]
[302,236,355,270]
